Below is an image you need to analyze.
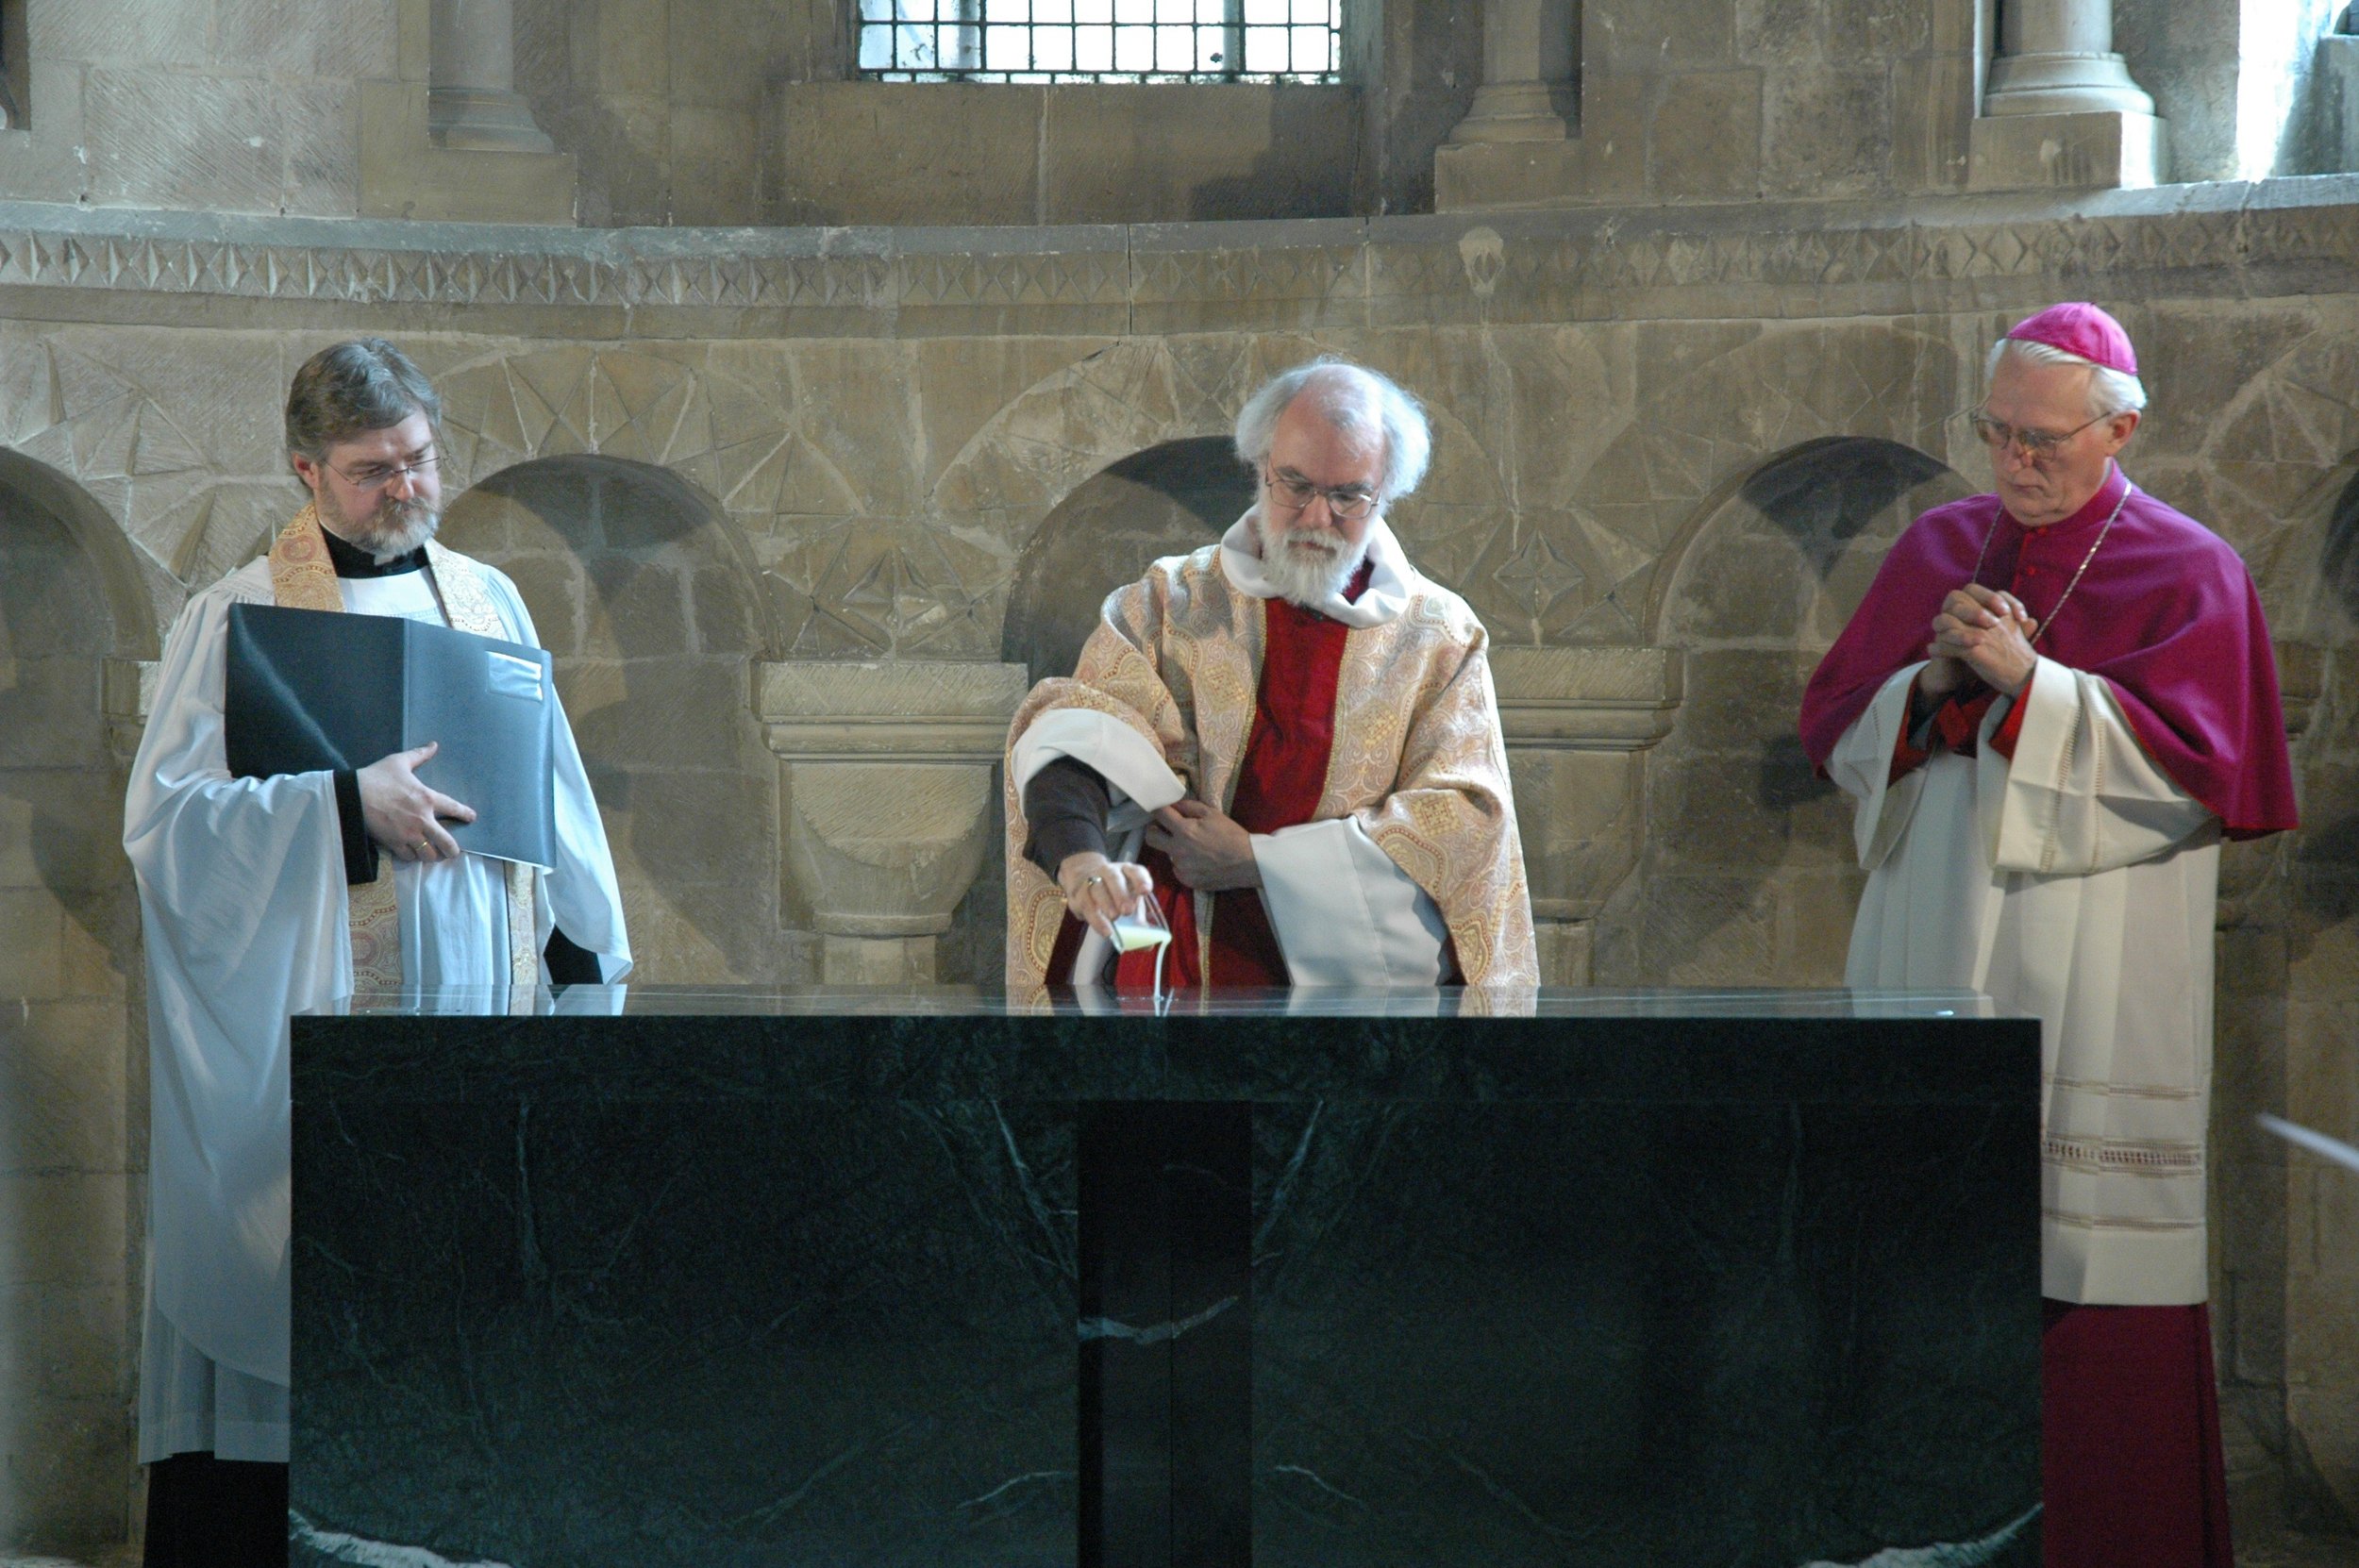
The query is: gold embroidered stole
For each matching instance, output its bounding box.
[266,505,541,991]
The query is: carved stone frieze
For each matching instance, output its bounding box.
[1,181,2357,335]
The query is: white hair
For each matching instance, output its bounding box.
[1233,359,1433,504]
[1988,336,2149,420]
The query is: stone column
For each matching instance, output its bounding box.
[1491,646,1682,986]
[1432,0,1584,209]
[1448,0,1577,143]
[757,660,1029,987]
[427,0,557,154]
[1968,0,2164,190]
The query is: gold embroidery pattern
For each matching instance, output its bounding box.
[1004,542,1537,993]
[269,507,403,993]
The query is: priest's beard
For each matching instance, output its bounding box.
[1255,515,1371,608]
[316,486,439,559]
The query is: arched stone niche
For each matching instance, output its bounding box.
[0,449,149,1550]
[438,455,788,984]
[1000,436,1254,683]
[2234,458,2359,1531]
[1600,435,1969,988]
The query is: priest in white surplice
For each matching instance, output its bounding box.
[1800,305,2296,1567]
[124,340,630,1561]
[1003,359,1536,995]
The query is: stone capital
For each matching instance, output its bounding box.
[1490,645,1683,752]
[757,659,1029,981]
[1490,645,1683,941]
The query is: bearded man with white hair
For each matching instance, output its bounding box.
[1802,304,2296,1566]
[1003,358,1537,993]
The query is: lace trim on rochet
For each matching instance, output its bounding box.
[2042,1135,2203,1175]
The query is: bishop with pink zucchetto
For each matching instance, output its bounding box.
[1801,303,2297,1566]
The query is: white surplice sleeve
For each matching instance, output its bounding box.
[1251,819,1451,985]
[480,570,632,981]
[123,574,345,1384]
[1826,663,1932,872]
[1978,656,2217,876]
[1009,707,1188,983]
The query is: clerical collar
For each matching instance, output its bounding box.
[319,524,427,578]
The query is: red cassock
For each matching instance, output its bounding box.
[1799,465,2293,1568]
[1113,563,1371,992]
[1039,562,1386,993]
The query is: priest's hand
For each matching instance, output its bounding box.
[1147,799,1262,892]
[1057,852,1153,939]
[359,741,477,863]
[1929,584,2039,697]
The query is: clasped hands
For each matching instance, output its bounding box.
[1055,798,1260,939]
[1921,582,2039,702]
[357,741,476,863]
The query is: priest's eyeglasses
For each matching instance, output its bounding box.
[1968,412,2106,464]
[1263,464,1380,521]
[330,452,441,491]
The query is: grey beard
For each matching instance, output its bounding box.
[341,500,440,559]
[1258,527,1369,608]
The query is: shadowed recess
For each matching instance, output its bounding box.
[1739,437,1951,577]
[439,456,778,983]
[0,457,143,1556]
[2323,466,2359,628]
[1003,437,1255,686]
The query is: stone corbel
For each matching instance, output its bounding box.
[756,660,1030,987]
[1491,645,1683,985]
[360,0,576,224]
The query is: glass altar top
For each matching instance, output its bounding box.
[323,984,1998,1020]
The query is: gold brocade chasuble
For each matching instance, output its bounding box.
[266,504,540,991]
[1004,540,1537,994]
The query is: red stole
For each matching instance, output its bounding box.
[1095,563,1367,993]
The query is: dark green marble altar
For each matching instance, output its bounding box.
[289,987,2040,1568]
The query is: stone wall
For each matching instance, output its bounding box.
[2115,0,2346,180]
[10,0,2356,229]
[0,181,2356,1549]
[0,0,391,214]
[0,452,150,1550]
[517,0,1481,225]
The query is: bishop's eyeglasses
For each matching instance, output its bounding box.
[329,451,442,491]
[1968,412,2107,465]
[1263,463,1380,521]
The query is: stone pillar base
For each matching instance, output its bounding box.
[1966,109,2165,192]
[360,0,574,225]
[820,934,940,987]
[429,87,559,154]
[1434,138,1587,211]
[1534,920,1593,987]
[361,81,576,223]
